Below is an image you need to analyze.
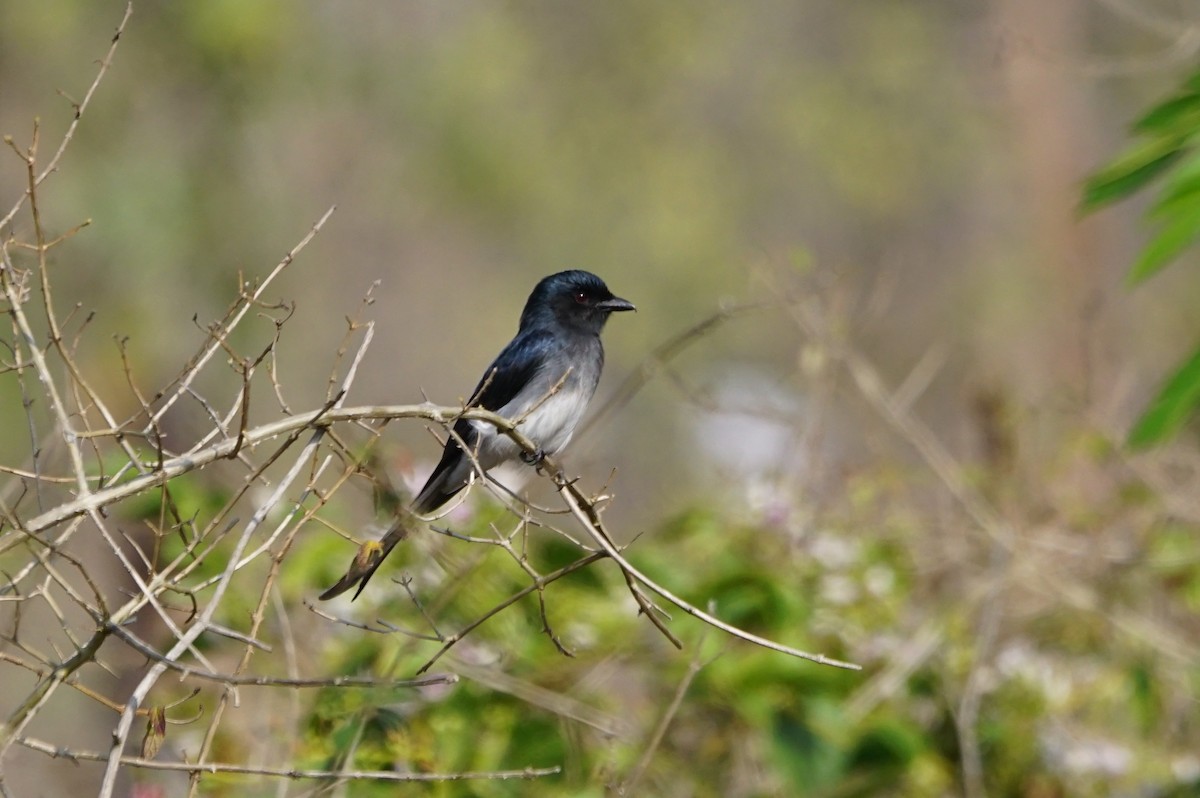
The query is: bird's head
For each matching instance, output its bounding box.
[520,270,635,335]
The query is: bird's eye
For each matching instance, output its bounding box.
[573,291,589,305]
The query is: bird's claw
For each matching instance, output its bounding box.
[520,448,546,466]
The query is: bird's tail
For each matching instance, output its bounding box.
[319,438,472,601]
[317,514,411,601]
[411,465,466,515]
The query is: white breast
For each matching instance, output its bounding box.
[512,385,592,455]
[474,361,599,468]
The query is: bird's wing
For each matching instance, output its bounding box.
[468,327,560,412]
[411,328,559,513]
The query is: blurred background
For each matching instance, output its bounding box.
[5,0,1195,504]
[3,1,1200,796]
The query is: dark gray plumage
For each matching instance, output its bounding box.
[319,270,634,601]
[412,270,634,513]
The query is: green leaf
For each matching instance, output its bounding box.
[1081,138,1187,210]
[1128,201,1200,284]
[1133,92,1200,137]
[1149,152,1200,211]
[1128,341,1200,449]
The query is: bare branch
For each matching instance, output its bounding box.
[21,736,561,783]
[0,3,134,234]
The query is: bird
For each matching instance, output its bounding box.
[319,270,635,601]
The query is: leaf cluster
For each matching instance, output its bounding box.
[1084,70,1200,448]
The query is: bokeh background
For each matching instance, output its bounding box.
[3,1,1200,796]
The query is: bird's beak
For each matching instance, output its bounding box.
[597,296,636,312]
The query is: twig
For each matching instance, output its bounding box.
[144,205,336,434]
[21,736,560,782]
[415,551,607,674]
[580,300,762,438]
[97,412,336,796]
[0,3,134,234]
[185,317,374,797]
[620,631,720,795]
[555,475,859,670]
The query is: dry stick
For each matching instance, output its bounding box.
[504,525,574,656]
[0,649,129,714]
[185,322,374,798]
[426,520,574,655]
[6,266,49,515]
[186,462,324,797]
[415,552,608,674]
[560,480,681,648]
[0,3,133,233]
[148,204,336,437]
[269,587,300,798]
[85,504,222,676]
[207,311,291,464]
[23,123,147,485]
[4,210,213,747]
[786,299,1014,549]
[17,405,508,535]
[554,471,859,669]
[96,414,337,798]
[21,736,560,782]
[23,529,109,618]
[6,212,333,538]
[106,620,454,689]
[449,657,630,738]
[166,424,316,589]
[435,508,579,654]
[0,233,89,497]
[0,464,74,483]
[420,417,857,669]
[580,300,762,439]
[9,118,153,595]
[178,366,247,459]
[620,634,718,795]
[0,207,335,603]
[0,516,85,599]
[3,160,190,664]
[0,624,110,758]
[957,552,1007,798]
[184,453,335,593]
[11,399,859,669]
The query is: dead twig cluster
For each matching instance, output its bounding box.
[0,6,857,796]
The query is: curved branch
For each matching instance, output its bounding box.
[552,475,860,671]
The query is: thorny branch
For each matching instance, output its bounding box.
[0,7,870,794]
[0,41,568,785]
[1,173,853,798]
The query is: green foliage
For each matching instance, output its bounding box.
[1083,68,1200,447]
[265,461,1200,798]
[1083,139,1185,223]
[1126,341,1200,448]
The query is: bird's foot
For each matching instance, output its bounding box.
[520,448,546,467]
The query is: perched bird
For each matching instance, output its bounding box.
[319,270,635,601]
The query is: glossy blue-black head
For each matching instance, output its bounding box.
[519,270,635,334]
